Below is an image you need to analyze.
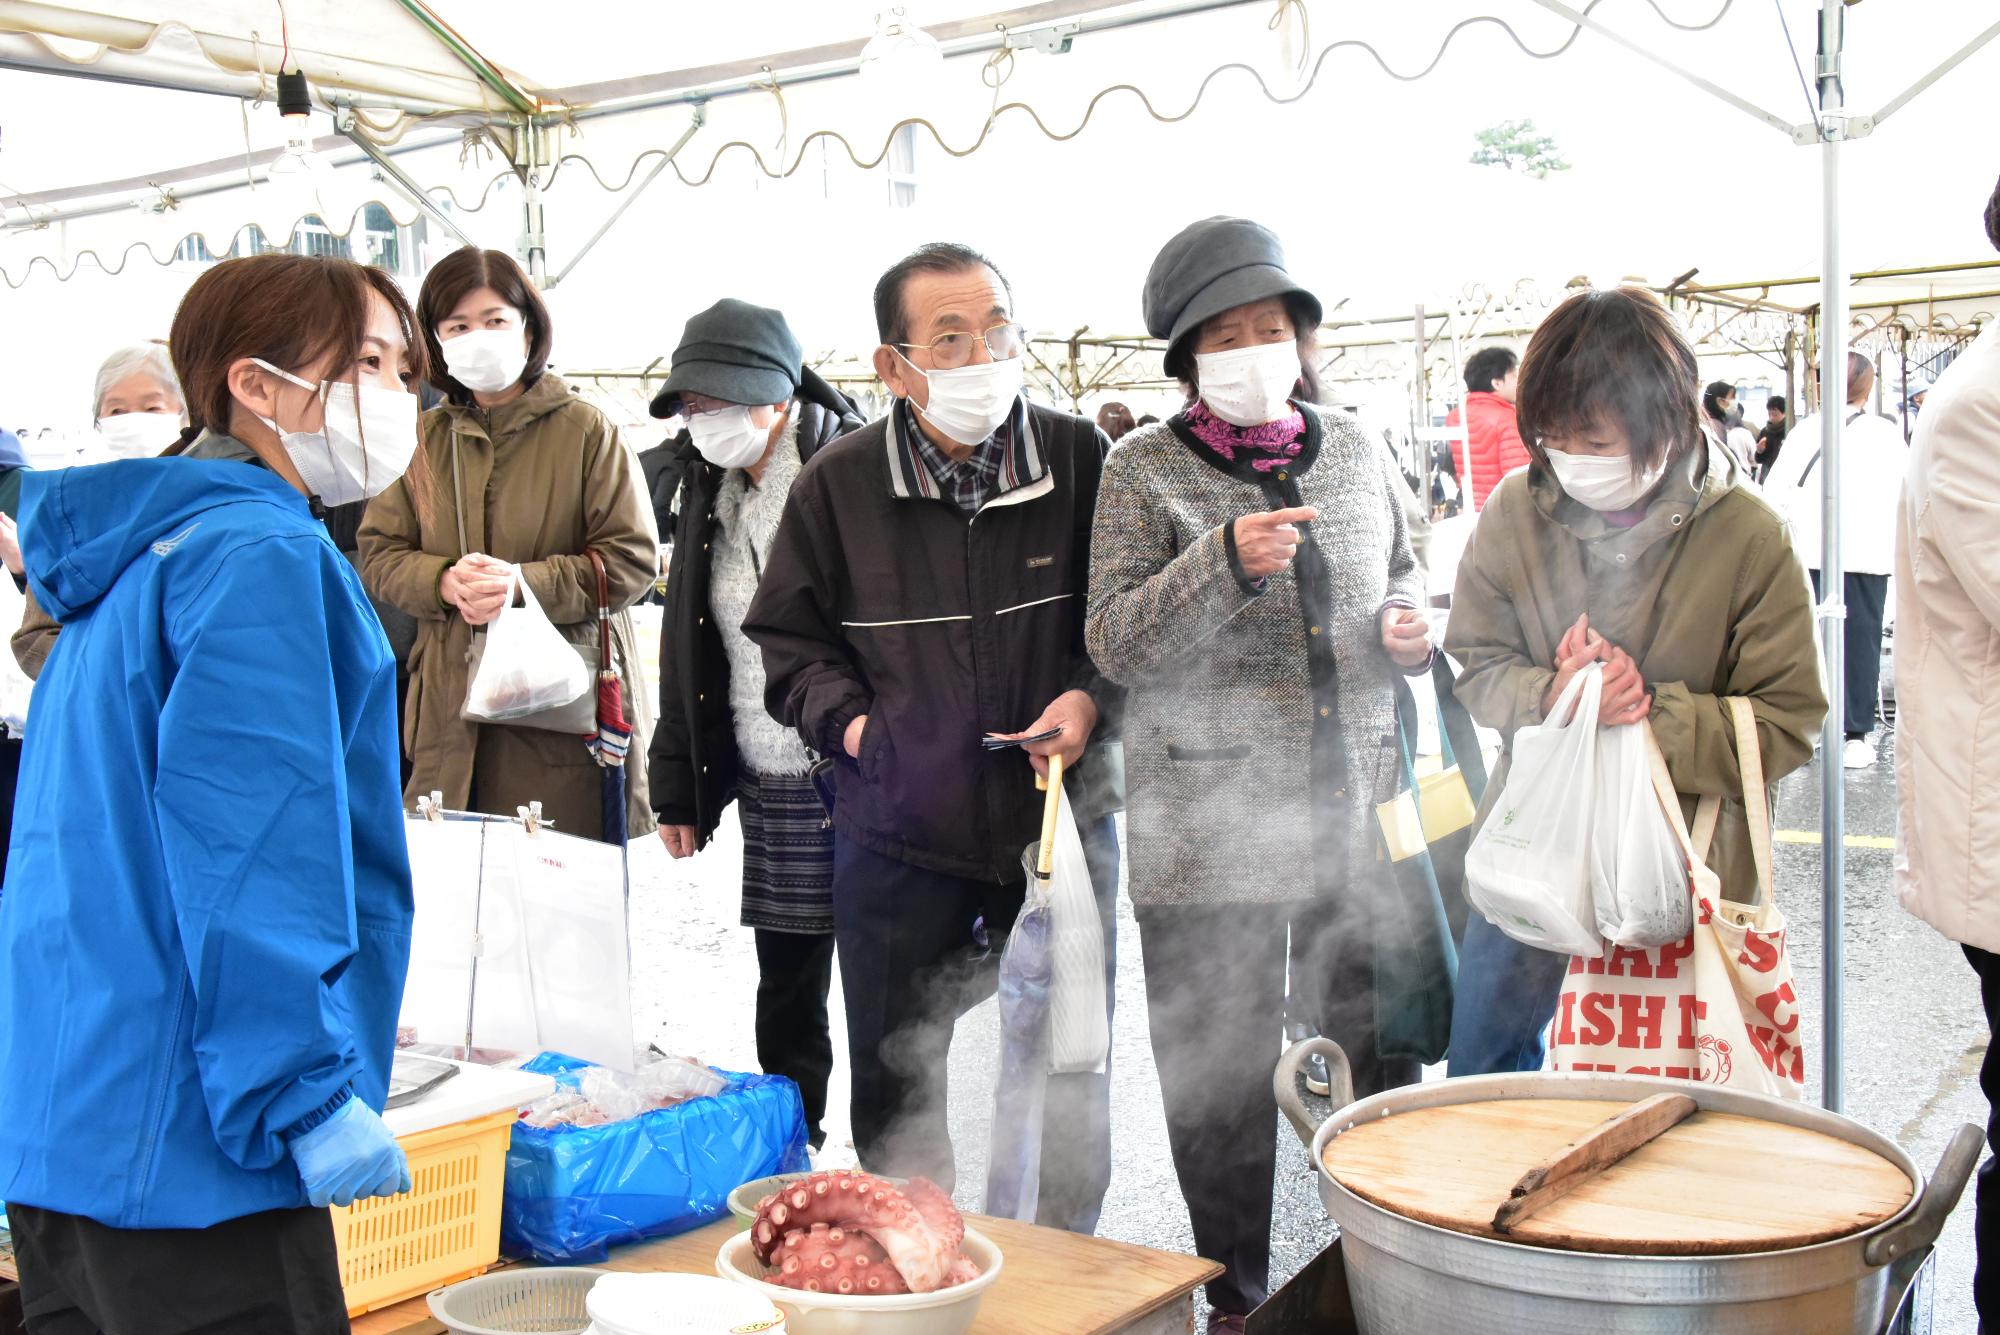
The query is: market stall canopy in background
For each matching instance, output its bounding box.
[2,1,1996,422]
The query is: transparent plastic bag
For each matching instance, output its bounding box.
[520,1051,729,1129]
[986,881,1052,1221]
[461,565,591,723]
[1464,661,1604,957]
[1592,719,1693,948]
[630,1054,729,1104]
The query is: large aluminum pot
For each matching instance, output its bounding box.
[1276,1038,1979,1335]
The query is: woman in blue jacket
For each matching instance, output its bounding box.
[0,252,424,1334]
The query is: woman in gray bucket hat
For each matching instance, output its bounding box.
[1084,217,1435,1331]
[646,298,865,1155]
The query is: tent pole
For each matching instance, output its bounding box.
[548,107,706,289]
[338,120,478,251]
[1815,0,1847,1116]
[1900,328,1912,443]
[516,122,549,289]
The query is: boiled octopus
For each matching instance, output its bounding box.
[750,1170,981,1295]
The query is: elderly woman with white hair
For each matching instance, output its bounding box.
[0,343,186,575]
[4,343,189,675]
[90,341,188,459]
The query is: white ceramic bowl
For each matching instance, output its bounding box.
[726,1172,814,1231]
[715,1225,1003,1335]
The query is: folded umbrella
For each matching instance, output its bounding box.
[983,755,1064,1221]
[583,550,630,848]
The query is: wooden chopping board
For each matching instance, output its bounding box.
[1320,1098,1912,1256]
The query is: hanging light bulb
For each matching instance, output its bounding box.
[859,7,943,83]
[258,66,356,257]
[267,69,325,180]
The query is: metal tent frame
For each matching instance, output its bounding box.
[1597,0,2000,1112]
[6,2,2000,1110]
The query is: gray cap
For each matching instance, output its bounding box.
[1142,216,1322,350]
[650,298,803,418]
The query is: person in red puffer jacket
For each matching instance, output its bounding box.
[1447,346,1530,511]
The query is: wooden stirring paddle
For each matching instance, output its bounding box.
[1492,1091,1698,1233]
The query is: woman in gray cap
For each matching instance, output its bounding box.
[646,299,864,1154]
[1085,216,1434,1331]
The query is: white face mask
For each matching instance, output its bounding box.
[689,405,769,470]
[95,411,183,459]
[1543,448,1666,512]
[1194,341,1301,427]
[250,359,420,507]
[441,327,528,394]
[904,354,1024,448]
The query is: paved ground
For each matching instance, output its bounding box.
[627,715,1989,1333]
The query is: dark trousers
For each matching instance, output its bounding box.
[1137,900,1419,1317]
[8,1203,347,1335]
[753,927,836,1150]
[1965,945,2000,1329]
[1811,570,1889,738]
[831,834,1026,1191]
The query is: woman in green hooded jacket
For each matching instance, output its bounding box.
[1442,287,1826,1076]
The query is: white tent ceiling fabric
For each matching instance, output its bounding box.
[1,1,1995,308]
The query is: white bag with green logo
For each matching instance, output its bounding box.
[1464,661,1604,957]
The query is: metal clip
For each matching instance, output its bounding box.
[1003,20,1080,55]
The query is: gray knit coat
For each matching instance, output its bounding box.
[1085,407,1423,908]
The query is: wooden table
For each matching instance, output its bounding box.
[353,1215,1220,1335]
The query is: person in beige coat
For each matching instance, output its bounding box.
[1895,178,2000,1327]
[1443,286,1826,1077]
[359,248,657,842]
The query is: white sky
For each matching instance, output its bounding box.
[2,0,1994,431]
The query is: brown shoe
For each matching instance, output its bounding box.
[1208,1316,1248,1335]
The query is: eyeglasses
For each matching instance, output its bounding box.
[895,322,1026,371]
[678,393,742,416]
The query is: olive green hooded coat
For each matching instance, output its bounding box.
[359,374,658,841]
[1444,438,1827,899]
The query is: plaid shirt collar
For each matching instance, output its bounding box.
[886,396,1043,512]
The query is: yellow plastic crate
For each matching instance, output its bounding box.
[332,1107,517,1317]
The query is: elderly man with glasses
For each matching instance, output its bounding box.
[745,242,1114,1216]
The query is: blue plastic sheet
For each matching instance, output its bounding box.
[500,1053,809,1264]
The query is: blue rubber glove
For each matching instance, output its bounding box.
[286,1098,411,1208]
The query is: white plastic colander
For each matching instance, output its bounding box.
[426,1268,611,1334]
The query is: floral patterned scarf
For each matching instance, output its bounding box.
[1181,398,1306,472]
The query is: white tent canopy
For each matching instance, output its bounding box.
[5,1,1996,295]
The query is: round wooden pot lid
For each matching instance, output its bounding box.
[1320,1097,1913,1256]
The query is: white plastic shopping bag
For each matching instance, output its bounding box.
[1045,788,1108,1074]
[1591,718,1694,948]
[461,564,591,724]
[1464,661,1603,957]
